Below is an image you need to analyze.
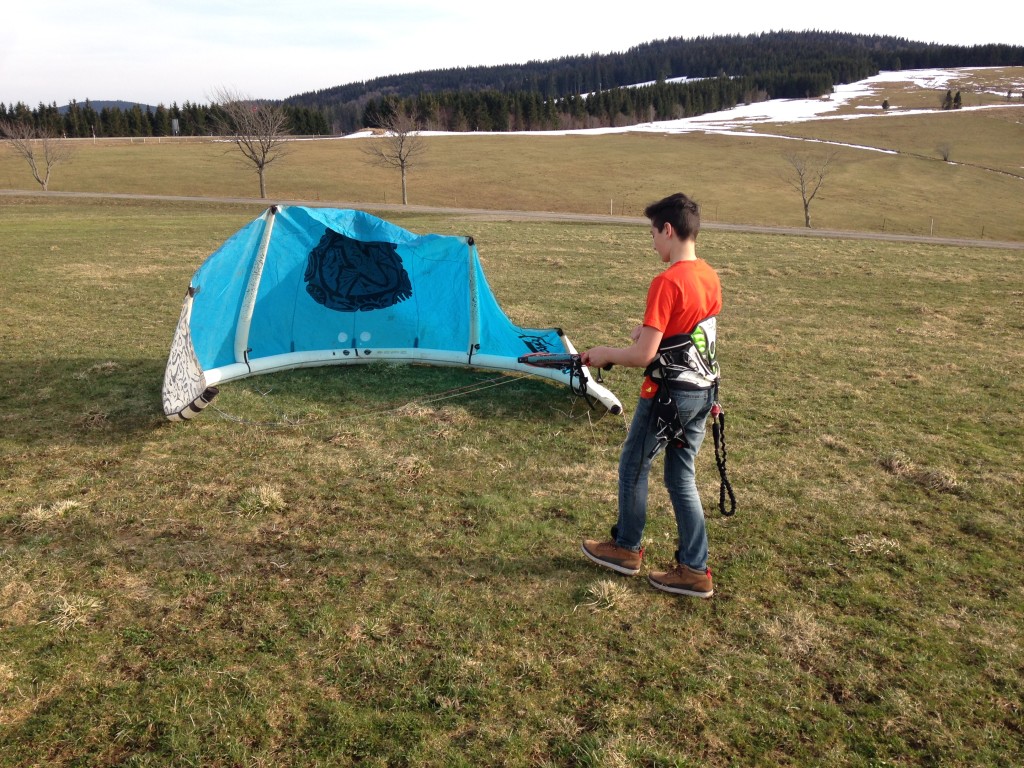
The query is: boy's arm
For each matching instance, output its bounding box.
[582,326,663,370]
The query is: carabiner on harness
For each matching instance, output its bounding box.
[647,385,688,460]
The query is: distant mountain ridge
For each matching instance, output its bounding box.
[17,30,1023,137]
[283,30,1024,133]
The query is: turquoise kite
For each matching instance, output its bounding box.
[163,206,622,420]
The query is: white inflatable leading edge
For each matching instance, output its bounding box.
[162,206,622,420]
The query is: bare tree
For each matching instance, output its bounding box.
[361,109,427,205]
[0,119,75,191]
[782,150,838,228]
[210,88,291,199]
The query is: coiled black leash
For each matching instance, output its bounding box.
[711,400,736,516]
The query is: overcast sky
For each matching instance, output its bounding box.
[3,1,1022,107]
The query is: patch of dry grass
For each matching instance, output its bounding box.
[843,534,903,558]
[880,451,964,495]
[575,579,637,614]
[17,499,83,530]
[233,485,286,517]
[46,592,104,633]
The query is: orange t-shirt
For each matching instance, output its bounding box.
[643,259,722,337]
[640,259,722,397]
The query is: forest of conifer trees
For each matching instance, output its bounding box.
[0,100,330,139]
[3,31,1021,137]
[293,31,1024,133]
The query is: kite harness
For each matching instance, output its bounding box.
[644,317,736,516]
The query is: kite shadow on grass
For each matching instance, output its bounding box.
[1,357,170,446]
[0,357,613,448]
[228,363,604,425]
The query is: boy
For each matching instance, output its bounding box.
[581,192,722,598]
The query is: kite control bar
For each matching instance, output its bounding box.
[517,352,611,406]
[518,352,612,376]
[518,352,612,372]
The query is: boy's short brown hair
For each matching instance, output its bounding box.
[644,193,700,241]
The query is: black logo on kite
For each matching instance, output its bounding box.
[521,334,556,354]
[304,229,413,312]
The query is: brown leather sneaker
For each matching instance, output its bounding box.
[581,539,644,576]
[647,563,714,598]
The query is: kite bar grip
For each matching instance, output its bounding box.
[517,352,613,372]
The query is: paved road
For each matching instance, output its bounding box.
[4,188,1022,250]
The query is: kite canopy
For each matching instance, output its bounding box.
[163,206,622,420]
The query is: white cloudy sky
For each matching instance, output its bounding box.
[2,0,1022,107]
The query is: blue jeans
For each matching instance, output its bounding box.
[615,385,716,570]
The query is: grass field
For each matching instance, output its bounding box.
[1,193,1022,766]
[2,67,1023,242]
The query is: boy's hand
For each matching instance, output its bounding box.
[584,327,661,370]
[581,347,613,370]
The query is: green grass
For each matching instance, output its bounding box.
[1,196,1021,766]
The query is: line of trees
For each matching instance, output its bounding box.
[0,99,330,139]
[1,90,299,198]
[359,73,807,134]
[0,71,824,140]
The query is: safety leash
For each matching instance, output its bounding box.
[711,400,736,516]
